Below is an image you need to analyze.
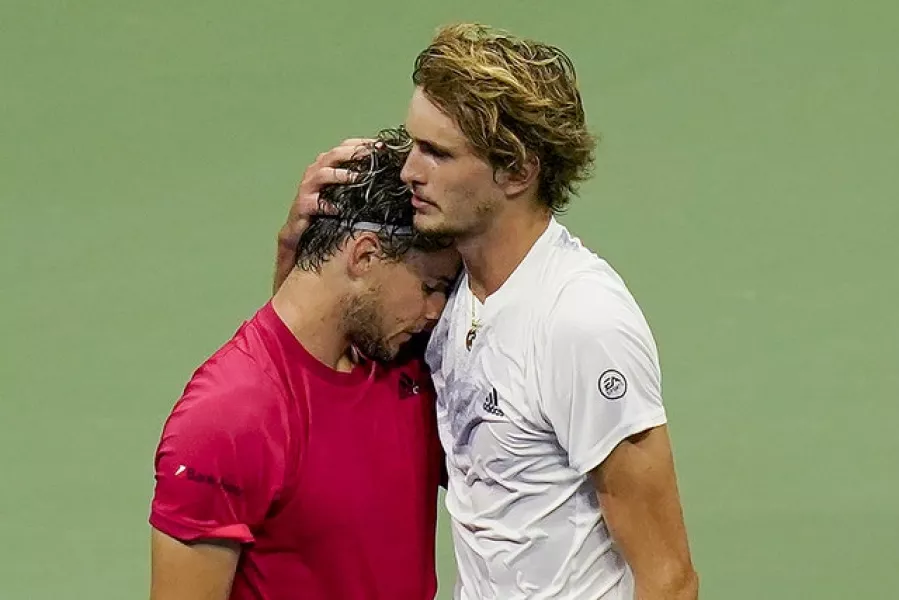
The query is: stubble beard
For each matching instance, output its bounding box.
[413,193,497,240]
[342,287,396,364]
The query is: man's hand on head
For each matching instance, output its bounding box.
[273,138,377,294]
[277,138,378,250]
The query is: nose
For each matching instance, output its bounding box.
[400,146,423,187]
[423,291,447,323]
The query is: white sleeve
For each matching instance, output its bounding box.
[540,276,668,475]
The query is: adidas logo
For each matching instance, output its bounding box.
[482,387,503,417]
[399,373,421,399]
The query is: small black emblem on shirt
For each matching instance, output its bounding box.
[598,369,627,400]
[399,373,421,398]
[482,387,503,417]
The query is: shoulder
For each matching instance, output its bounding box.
[540,257,658,362]
[162,341,289,446]
[552,270,645,329]
[527,223,625,314]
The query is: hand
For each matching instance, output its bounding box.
[277,138,377,251]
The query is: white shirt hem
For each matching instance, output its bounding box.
[570,410,669,475]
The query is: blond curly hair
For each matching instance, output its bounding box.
[412,23,597,213]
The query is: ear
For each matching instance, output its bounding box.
[496,153,540,198]
[345,232,382,280]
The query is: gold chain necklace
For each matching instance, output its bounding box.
[466,292,481,351]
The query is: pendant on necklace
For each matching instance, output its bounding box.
[466,326,478,351]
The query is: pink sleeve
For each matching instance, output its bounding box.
[149,372,288,545]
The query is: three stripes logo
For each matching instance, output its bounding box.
[482,387,504,417]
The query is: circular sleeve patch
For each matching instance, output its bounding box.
[598,369,627,400]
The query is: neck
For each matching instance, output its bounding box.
[270,269,356,372]
[458,202,551,301]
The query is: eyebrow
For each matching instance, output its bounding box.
[413,136,455,156]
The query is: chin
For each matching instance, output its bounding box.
[413,212,452,236]
[412,210,436,227]
[393,333,430,363]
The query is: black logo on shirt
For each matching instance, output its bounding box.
[482,387,503,417]
[399,373,421,398]
[176,465,243,497]
[598,369,627,400]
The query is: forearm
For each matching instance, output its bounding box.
[635,567,699,600]
[591,427,698,600]
[272,235,295,294]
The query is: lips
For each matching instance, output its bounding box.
[411,193,434,210]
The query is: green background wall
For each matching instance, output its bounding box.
[2,1,896,597]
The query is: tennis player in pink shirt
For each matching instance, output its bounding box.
[149,130,459,600]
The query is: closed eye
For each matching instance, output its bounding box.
[418,140,451,159]
[423,282,449,295]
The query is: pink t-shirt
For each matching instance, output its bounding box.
[150,302,443,599]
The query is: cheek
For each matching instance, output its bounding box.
[398,288,427,318]
[454,165,496,199]
[429,160,461,188]
[382,281,425,322]
[433,168,475,208]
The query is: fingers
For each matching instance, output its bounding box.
[315,138,378,170]
[337,137,377,148]
[298,165,357,203]
[279,137,378,248]
[296,190,338,216]
[313,197,339,215]
[318,166,357,186]
[301,138,376,195]
[291,137,379,220]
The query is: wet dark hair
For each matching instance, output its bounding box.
[295,127,452,272]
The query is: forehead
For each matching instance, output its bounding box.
[405,87,469,150]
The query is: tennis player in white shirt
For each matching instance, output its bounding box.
[399,23,699,600]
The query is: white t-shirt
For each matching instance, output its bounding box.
[426,218,667,600]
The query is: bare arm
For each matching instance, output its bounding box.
[272,235,298,295]
[591,425,698,600]
[272,138,375,294]
[150,529,241,600]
